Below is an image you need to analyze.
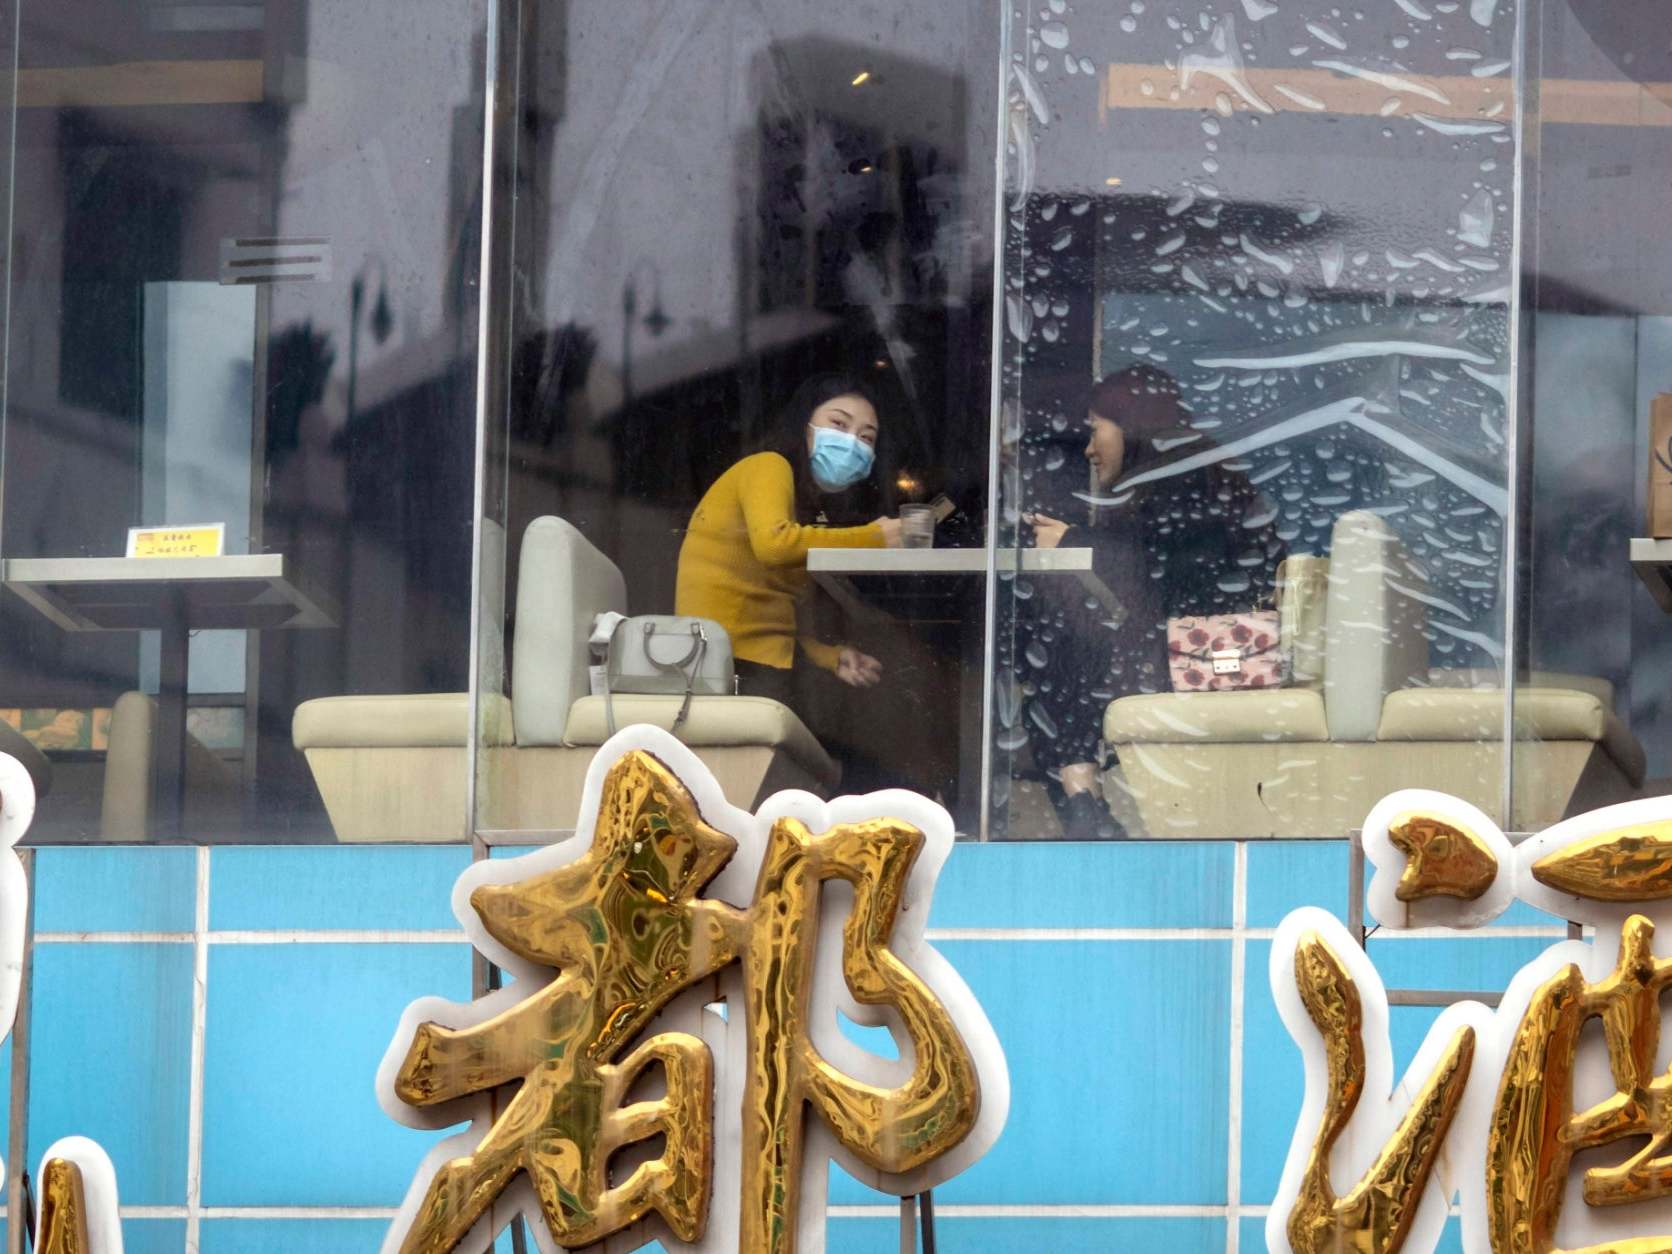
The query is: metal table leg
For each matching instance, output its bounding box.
[151,588,191,839]
[898,1195,917,1254]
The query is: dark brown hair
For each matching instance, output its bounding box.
[1087,363,1193,482]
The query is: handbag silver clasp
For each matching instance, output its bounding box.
[1211,649,1242,676]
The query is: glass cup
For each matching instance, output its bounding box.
[899,504,935,549]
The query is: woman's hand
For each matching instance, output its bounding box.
[874,516,903,547]
[1024,513,1069,549]
[836,647,883,688]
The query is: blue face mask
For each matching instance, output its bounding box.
[808,425,875,491]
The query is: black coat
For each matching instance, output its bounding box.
[1061,460,1286,625]
[1019,458,1288,771]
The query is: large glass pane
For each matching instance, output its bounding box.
[1519,0,1672,831]
[0,0,487,841]
[994,0,1520,838]
[474,2,1001,839]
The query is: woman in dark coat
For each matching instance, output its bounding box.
[1023,364,1284,838]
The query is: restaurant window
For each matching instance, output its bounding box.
[988,0,1522,839]
[0,0,488,841]
[470,3,1005,843]
[2,0,1668,847]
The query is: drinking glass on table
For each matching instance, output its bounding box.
[898,504,935,549]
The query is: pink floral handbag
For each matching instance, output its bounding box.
[1166,611,1284,692]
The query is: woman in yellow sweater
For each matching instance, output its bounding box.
[676,374,902,714]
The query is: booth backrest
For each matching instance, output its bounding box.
[1322,510,1431,740]
[510,516,627,747]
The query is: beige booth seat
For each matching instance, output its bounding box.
[293,516,837,842]
[1104,510,1645,838]
[0,695,243,841]
[99,691,241,839]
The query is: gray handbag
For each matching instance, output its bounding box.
[594,614,735,735]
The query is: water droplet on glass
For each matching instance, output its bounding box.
[1040,21,1070,49]
[997,678,1021,728]
[1411,112,1504,136]
[1458,188,1495,247]
[1305,21,1347,49]
[1028,703,1060,739]
[1318,242,1345,288]
[1005,294,1034,342]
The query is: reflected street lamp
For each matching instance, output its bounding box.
[345,256,392,430]
[621,258,670,405]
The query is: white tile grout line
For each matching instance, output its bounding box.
[30,1199,1301,1232]
[26,925,1574,945]
[31,930,469,945]
[17,844,1572,1241]
[184,845,209,1254]
[1225,842,1247,1254]
[828,1205,1275,1219]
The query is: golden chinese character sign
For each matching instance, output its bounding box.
[377,726,1009,1254]
[1269,787,1672,1254]
[33,1139,124,1254]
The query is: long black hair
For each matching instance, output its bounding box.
[759,372,894,525]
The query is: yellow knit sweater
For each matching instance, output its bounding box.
[675,452,885,670]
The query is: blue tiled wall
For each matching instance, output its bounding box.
[4,840,1567,1252]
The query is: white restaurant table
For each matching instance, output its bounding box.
[2,555,334,837]
[1631,538,1672,612]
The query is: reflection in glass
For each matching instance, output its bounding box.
[0,0,488,841]
[473,5,1001,841]
[995,0,1523,838]
[6,0,1666,845]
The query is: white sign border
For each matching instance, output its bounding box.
[1273,789,1672,1253]
[376,725,1010,1254]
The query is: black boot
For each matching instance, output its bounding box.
[1056,789,1129,841]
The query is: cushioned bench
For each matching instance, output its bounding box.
[293,516,837,842]
[1103,511,1644,838]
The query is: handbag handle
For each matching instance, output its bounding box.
[606,621,707,736]
[641,621,707,672]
